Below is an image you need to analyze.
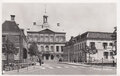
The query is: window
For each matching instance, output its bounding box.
[56,46,59,52]
[46,54,49,60]
[34,35,38,42]
[104,52,108,59]
[80,44,81,49]
[51,46,54,51]
[78,44,80,50]
[56,36,59,42]
[82,43,83,49]
[45,36,49,42]
[2,44,6,53]
[51,55,54,60]
[59,36,63,42]
[41,46,44,51]
[40,36,44,42]
[50,36,54,42]
[110,52,114,59]
[90,42,95,49]
[110,52,113,56]
[103,43,108,49]
[2,36,6,43]
[46,46,49,51]
[109,43,113,46]
[61,46,64,52]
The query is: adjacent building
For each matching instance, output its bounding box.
[2,15,29,64]
[63,31,116,63]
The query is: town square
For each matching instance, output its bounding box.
[2,2,117,75]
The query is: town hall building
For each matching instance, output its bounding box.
[27,14,66,62]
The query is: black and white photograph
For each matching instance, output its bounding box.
[1,0,118,75]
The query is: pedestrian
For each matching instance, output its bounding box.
[39,58,41,66]
[113,60,115,67]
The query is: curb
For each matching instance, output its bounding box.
[59,62,116,69]
[59,62,91,67]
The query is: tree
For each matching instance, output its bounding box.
[28,42,39,64]
[2,38,19,65]
[111,27,117,55]
[85,45,98,62]
[29,42,39,59]
[28,42,39,57]
[85,45,97,54]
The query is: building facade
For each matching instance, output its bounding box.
[2,15,29,64]
[63,31,116,63]
[27,29,66,62]
[27,14,66,62]
[63,36,87,62]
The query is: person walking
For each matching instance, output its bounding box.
[39,58,41,66]
[113,60,115,67]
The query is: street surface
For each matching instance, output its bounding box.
[3,62,116,75]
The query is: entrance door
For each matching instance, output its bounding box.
[51,55,54,60]
[45,54,50,60]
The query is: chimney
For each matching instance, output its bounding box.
[57,23,60,26]
[11,15,15,21]
[33,22,36,25]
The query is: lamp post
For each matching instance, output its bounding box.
[68,47,70,62]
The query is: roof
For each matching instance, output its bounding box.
[39,29,55,34]
[66,31,114,46]
[27,28,66,34]
[81,31,113,40]
[2,20,20,33]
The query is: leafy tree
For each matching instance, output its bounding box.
[2,38,18,65]
[111,27,117,55]
[85,45,97,62]
[85,45,97,54]
[28,42,39,64]
[28,42,39,57]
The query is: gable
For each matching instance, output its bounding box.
[39,29,55,34]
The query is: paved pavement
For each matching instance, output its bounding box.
[3,62,116,75]
[60,62,116,69]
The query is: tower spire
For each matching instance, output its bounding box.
[42,4,49,29]
[44,4,47,15]
[43,4,48,24]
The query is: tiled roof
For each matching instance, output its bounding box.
[2,21,20,33]
[82,31,113,40]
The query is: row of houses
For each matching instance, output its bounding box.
[63,31,116,63]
